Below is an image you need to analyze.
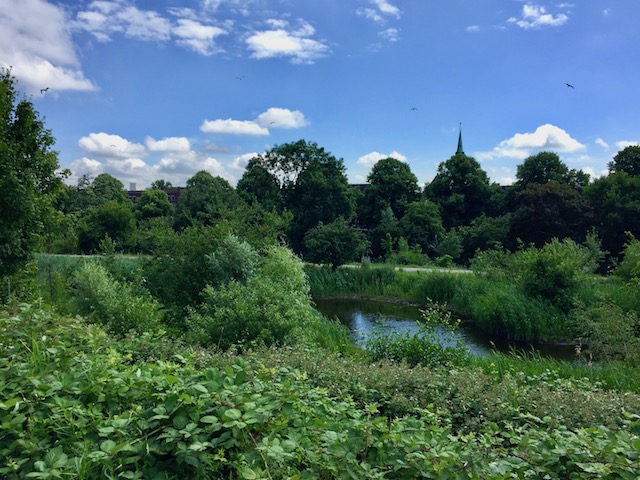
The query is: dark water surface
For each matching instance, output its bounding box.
[314,297,576,360]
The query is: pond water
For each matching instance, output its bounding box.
[314,297,577,360]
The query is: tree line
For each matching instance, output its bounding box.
[3,67,640,274]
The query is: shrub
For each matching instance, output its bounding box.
[614,233,640,282]
[72,261,162,335]
[186,246,319,350]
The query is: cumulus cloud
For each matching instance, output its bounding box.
[172,19,228,55]
[476,124,585,161]
[379,28,399,42]
[595,138,609,150]
[256,108,308,128]
[78,132,146,158]
[466,25,480,33]
[73,1,229,56]
[357,0,401,24]
[615,140,640,150]
[245,19,330,64]
[230,152,258,171]
[357,150,407,166]
[200,119,269,135]
[507,4,569,29]
[145,136,191,152]
[0,0,96,93]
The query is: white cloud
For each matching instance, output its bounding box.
[476,124,585,161]
[145,136,191,152]
[246,19,330,64]
[615,140,640,150]
[230,152,258,171]
[256,108,308,128]
[507,4,569,29]
[357,0,401,24]
[172,19,227,56]
[78,132,146,158]
[595,138,609,150]
[379,28,399,42]
[0,0,96,93]
[200,119,269,135]
[466,25,480,33]
[357,150,407,166]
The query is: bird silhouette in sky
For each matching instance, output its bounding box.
[40,87,50,94]
[236,75,245,80]
[411,107,418,111]
[565,83,574,89]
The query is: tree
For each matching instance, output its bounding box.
[174,171,239,229]
[424,153,494,229]
[251,140,356,253]
[358,158,420,230]
[608,145,640,176]
[134,189,174,220]
[236,157,284,211]
[91,173,129,205]
[507,181,592,248]
[0,69,63,275]
[459,214,510,264]
[515,152,570,187]
[150,179,173,190]
[77,201,136,253]
[398,199,445,256]
[304,218,370,270]
[584,172,640,259]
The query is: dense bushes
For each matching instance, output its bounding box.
[2,306,639,479]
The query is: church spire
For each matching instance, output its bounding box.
[456,123,464,155]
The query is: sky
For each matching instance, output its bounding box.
[2,0,639,189]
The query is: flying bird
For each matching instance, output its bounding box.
[40,87,50,94]
[410,107,418,111]
[565,83,574,89]
[236,75,245,80]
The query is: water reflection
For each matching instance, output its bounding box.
[314,297,576,360]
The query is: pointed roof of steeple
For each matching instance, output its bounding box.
[456,123,464,155]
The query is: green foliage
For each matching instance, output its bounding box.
[608,144,640,176]
[0,68,63,276]
[207,234,260,285]
[72,261,162,335]
[424,153,494,229]
[386,237,428,265]
[397,199,444,255]
[303,218,369,269]
[186,246,320,350]
[366,305,471,368]
[614,233,640,282]
[134,188,174,220]
[76,201,136,253]
[572,302,640,366]
[4,305,638,480]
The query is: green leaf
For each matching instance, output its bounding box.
[223,408,242,421]
[200,415,219,424]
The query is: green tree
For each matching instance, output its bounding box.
[150,179,173,190]
[304,218,370,270]
[173,171,239,229]
[508,181,592,248]
[358,158,420,230]
[608,145,640,176]
[236,157,284,211]
[585,171,640,258]
[458,214,510,264]
[424,153,494,229]
[0,69,63,275]
[134,189,174,220]
[398,199,445,255]
[77,201,135,253]
[91,173,129,204]
[251,140,356,253]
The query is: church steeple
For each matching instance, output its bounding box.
[456,123,464,155]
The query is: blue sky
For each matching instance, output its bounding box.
[2,0,638,189]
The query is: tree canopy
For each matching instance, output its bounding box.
[0,69,62,275]
[608,145,640,176]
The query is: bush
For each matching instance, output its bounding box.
[186,246,319,350]
[72,261,162,335]
[614,233,640,282]
[365,304,471,368]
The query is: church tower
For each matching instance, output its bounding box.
[456,123,464,155]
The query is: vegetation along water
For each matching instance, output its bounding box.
[1,69,640,478]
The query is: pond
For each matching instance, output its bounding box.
[314,297,577,360]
